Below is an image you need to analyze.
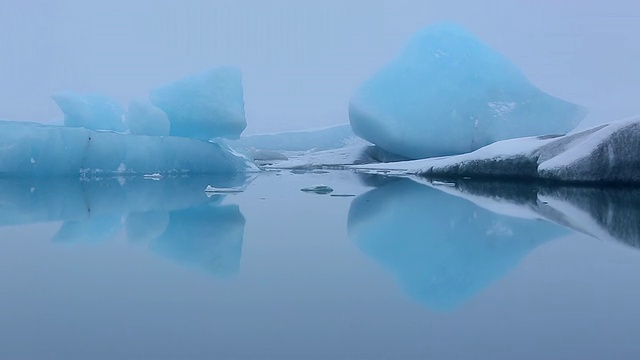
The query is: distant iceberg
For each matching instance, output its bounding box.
[229,124,359,152]
[350,22,587,159]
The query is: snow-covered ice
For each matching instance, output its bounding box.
[354,117,640,184]
[349,22,586,159]
[204,185,244,193]
[150,67,247,140]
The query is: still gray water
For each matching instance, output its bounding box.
[1,170,640,359]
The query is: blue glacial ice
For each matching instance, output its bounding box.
[125,98,170,136]
[0,121,257,177]
[151,67,247,140]
[349,22,587,159]
[52,92,127,132]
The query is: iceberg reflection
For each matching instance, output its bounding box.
[433,180,640,249]
[348,177,566,311]
[0,175,250,277]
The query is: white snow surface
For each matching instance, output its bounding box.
[538,116,640,171]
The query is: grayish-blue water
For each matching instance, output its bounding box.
[1,170,640,359]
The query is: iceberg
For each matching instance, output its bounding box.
[125,99,170,136]
[150,67,246,140]
[354,117,640,185]
[52,92,126,132]
[0,121,257,177]
[349,22,587,159]
[229,124,377,170]
[230,124,359,152]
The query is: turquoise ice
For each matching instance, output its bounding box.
[151,67,247,140]
[0,121,257,177]
[52,92,126,132]
[349,22,587,159]
[125,99,170,136]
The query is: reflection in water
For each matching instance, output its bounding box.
[0,175,250,277]
[433,180,640,248]
[143,204,245,277]
[348,178,566,311]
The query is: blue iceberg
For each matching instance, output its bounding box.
[151,67,247,140]
[52,92,126,132]
[349,22,587,159]
[0,121,256,177]
[125,99,170,136]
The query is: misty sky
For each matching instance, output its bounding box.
[1,0,639,134]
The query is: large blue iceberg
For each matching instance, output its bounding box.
[349,22,587,159]
[151,67,247,140]
[0,121,256,177]
[52,92,126,132]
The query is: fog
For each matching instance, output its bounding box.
[1,0,639,134]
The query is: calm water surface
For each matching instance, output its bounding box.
[1,170,640,359]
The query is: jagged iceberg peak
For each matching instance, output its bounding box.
[150,66,247,141]
[52,92,127,132]
[349,22,587,159]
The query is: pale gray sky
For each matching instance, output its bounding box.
[1,0,639,134]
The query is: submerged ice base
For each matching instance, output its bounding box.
[350,22,586,159]
[0,121,257,177]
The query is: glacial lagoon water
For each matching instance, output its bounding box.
[1,170,640,359]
